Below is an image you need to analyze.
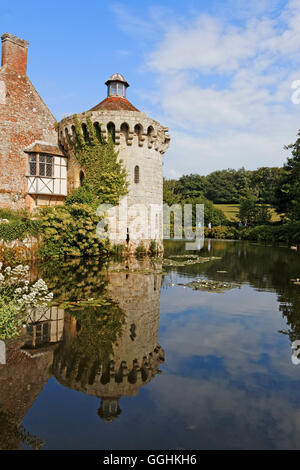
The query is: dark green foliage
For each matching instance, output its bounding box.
[240,222,300,244]
[204,169,249,203]
[204,222,300,244]
[174,174,205,200]
[163,178,181,206]
[135,243,147,257]
[149,240,158,256]
[0,219,41,242]
[0,208,31,222]
[274,130,300,221]
[250,167,284,204]
[164,167,286,206]
[110,244,125,256]
[65,184,94,206]
[239,193,271,227]
[204,226,239,239]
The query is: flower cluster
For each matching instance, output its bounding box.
[0,263,53,339]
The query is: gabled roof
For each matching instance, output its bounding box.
[89,96,139,112]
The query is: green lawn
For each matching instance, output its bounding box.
[214,204,240,221]
[214,203,281,222]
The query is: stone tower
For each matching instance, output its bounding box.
[59,74,170,252]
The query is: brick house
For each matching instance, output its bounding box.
[0,33,67,211]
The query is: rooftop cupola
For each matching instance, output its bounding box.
[105,73,129,99]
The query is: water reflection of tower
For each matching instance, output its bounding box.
[53,259,165,423]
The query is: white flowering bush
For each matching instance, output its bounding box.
[0,263,53,340]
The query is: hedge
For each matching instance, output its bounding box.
[204,223,300,244]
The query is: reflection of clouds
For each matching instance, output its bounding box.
[160,284,279,317]
[154,284,300,448]
[160,286,294,378]
[148,373,300,449]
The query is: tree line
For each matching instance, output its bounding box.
[164,167,284,206]
[164,129,300,233]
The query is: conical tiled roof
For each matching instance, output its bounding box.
[89,96,139,112]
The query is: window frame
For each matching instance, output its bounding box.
[134,165,140,184]
[28,153,54,178]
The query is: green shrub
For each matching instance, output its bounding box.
[0,221,27,241]
[241,222,300,244]
[204,225,239,239]
[38,203,110,258]
[135,243,147,257]
[0,219,42,242]
[65,184,94,206]
[149,240,158,256]
[181,197,227,226]
[239,195,271,226]
[0,300,24,340]
[110,244,125,256]
[0,208,31,222]
[203,222,300,244]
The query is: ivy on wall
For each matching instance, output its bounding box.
[66,115,129,206]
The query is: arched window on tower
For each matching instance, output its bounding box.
[107,122,115,142]
[147,126,154,144]
[134,124,142,145]
[82,123,89,142]
[120,122,129,144]
[94,122,102,142]
[71,125,76,141]
[134,165,140,184]
[80,171,85,186]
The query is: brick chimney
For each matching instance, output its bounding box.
[1,33,29,75]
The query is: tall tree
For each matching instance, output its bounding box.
[274,131,300,221]
[174,174,205,199]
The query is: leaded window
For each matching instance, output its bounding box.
[28,153,53,177]
[29,154,37,176]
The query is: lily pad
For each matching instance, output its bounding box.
[178,279,239,293]
[163,256,221,267]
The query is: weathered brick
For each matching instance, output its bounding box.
[0,33,58,210]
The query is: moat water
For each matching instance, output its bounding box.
[1,239,300,450]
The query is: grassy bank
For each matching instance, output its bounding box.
[214,203,281,222]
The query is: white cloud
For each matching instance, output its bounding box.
[136,1,300,175]
[112,1,300,175]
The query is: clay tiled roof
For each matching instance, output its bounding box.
[89,96,139,112]
[24,141,66,156]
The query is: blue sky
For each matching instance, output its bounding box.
[1,0,300,177]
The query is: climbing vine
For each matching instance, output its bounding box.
[66,115,129,206]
